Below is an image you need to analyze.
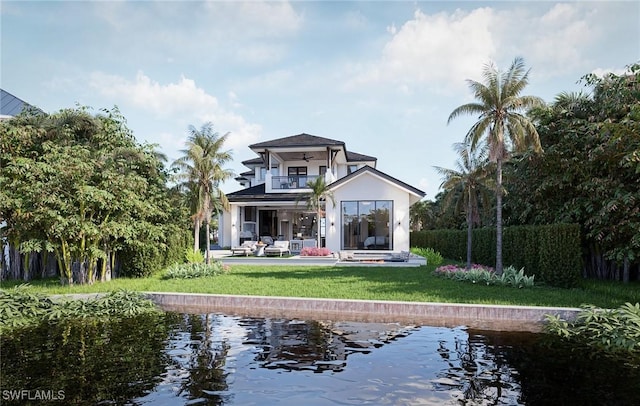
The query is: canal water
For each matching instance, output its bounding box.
[1,312,638,405]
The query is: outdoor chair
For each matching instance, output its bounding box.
[264,240,290,257]
[231,241,257,256]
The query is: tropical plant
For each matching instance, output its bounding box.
[434,264,534,288]
[504,63,640,281]
[435,142,493,269]
[296,177,336,248]
[545,302,640,359]
[0,286,160,332]
[410,247,443,267]
[0,107,181,284]
[163,262,229,279]
[173,123,234,265]
[185,247,205,264]
[448,57,544,275]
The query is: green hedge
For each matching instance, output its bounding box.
[411,224,582,288]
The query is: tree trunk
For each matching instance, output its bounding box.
[496,158,503,275]
[623,257,630,283]
[317,207,322,249]
[466,196,473,271]
[205,220,211,265]
[194,217,201,252]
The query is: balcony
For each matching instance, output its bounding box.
[271,175,319,190]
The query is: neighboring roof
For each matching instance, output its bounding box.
[241,157,263,166]
[227,183,299,203]
[328,165,425,198]
[249,133,345,149]
[1,89,41,116]
[346,151,376,162]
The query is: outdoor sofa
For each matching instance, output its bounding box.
[264,240,290,257]
[231,240,257,256]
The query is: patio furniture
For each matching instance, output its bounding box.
[231,241,257,256]
[260,236,274,246]
[255,243,266,257]
[264,240,290,257]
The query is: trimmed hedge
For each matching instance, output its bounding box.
[411,224,582,288]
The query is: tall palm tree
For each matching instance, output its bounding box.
[297,177,336,248]
[447,57,544,274]
[435,142,493,270]
[173,123,233,264]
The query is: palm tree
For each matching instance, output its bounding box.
[447,57,544,274]
[435,142,493,270]
[173,123,233,264]
[297,177,336,248]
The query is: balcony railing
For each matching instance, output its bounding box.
[271,175,319,190]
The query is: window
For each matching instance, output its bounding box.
[341,200,392,250]
[288,167,307,176]
[347,164,358,174]
[319,166,327,176]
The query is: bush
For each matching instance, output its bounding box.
[0,287,160,332]
[163,262,230,279]
[434,264,535,288]
[545,302,640,361]
[410,247,443,266]
[411,223,582,288]
[300,247,331,256]
[185,248,204,264]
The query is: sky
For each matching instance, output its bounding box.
[2,1,638,200]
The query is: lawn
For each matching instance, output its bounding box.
[2,263,638,309]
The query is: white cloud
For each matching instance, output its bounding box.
[89,71,261,150]
[203,0,303,38]
[591,66,630,78]
[345,8,497,91]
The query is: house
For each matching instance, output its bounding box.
[219,133,425,253]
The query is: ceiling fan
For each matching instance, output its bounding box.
[300,152,314,162]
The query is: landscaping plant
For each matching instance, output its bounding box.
[434,264,535,288]
[410,247,443,266]
[544,302,640,363]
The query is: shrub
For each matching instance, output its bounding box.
[300,247,331,256]
[434,264,535,288]
[163,262,230,279]
[545,302,640,361]
[411,223,582,288]
[410,247,443,266]
[0,287,160,332]
[185,248,205,264]
[499,266,535,288]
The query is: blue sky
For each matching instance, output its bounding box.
[2,1,638,199]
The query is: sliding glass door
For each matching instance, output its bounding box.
[341,200,392,250]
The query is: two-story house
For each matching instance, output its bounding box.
[220,133,425,254]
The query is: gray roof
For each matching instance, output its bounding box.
[346,151,376,162]
[1,89,40,116]
[227,183,298,203]
[328,165,425,197]
[249,133,345,149]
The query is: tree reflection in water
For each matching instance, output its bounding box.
[3,313,639,405]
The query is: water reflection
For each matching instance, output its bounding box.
[1,313,639,405]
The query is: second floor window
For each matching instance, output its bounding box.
[288,167,307,176]
[347,165,358,174]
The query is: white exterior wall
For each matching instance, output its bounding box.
[325,172,412,253]
[219,205,239,248]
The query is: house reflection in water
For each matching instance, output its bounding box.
[238,318,416,373]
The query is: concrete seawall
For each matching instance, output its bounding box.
[145,292,581,333]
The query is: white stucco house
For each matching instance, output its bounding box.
[219,133,424,254]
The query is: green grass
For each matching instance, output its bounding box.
[2,264,638,309]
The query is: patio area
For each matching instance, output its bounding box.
[211,249,427,267]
